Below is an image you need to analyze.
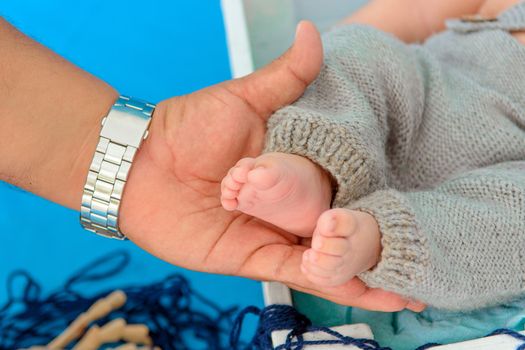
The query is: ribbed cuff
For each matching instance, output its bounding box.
[348,190,428,295]
[264,108,385,207]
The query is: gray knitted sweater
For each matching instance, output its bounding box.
[264,4,525,310]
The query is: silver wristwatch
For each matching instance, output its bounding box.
[80,95,155,239]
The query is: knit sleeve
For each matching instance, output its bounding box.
[350,161,525,311]
[264,25,426,207]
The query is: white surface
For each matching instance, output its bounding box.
[272,324,374,350]
[262,281,293,306]
[243,0,296,70]
[220,0,254,78]
[424,331,525,350]
[221,0,369,74]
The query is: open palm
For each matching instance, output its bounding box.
[119,22,423,312]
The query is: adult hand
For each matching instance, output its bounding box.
[120,21,425,312]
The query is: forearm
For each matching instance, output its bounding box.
[344,0,485,42]
[0,17,118,210]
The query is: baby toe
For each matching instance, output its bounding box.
[221,187,238,200]
[303,249,344,271]
[316,208,358,238]
[236,157,257,168]
[301,251,336,277]
[236,186,256,211]
[230,158,256,183]
[300,264,331,285]
[300,261,349,287]
[222,174,242,191]
[247,166,281,190]
[231,167,249,183]
[221,198,238,211]
[311,234,350,256]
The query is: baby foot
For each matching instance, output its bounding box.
[220,152,332,236]
[301,208,382,287]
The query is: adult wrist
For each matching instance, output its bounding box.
[79,95,156,239]
[115,100,172,242]
[65,86,120,210]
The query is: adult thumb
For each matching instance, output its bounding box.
[226,21,323,118]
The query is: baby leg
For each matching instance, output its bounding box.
[220,152,332,236]
[301,209,381,287]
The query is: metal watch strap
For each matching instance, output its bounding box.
[80,95,155,239]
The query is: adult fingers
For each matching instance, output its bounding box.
[224,21,323,118]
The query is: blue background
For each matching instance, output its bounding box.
[0,0,262,344]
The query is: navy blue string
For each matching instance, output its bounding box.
[414,329,525,350]
[416,343,443,350]
[0,250,238,350]
[414,343,443,350]
[230,305,392,350]
[230,304,525,350]
[2,251,525,350]
[489,329,525,350]
[230,304,313,349]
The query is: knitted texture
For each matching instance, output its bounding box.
[264,3,525,310]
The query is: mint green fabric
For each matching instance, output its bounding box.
[293,291,525,350]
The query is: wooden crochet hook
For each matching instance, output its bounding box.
[47,290,127,349]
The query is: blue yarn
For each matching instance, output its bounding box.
[3,251,525,350]
[231,304,525,350]
[230,304,392,350]
[488,329,525,350]
[230,304,312,349]
[0,250,238,349]
[230,306,264,349]
[414,343,442,350]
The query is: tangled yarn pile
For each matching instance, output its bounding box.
[0,251,237,349]
[2,250,525,350]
